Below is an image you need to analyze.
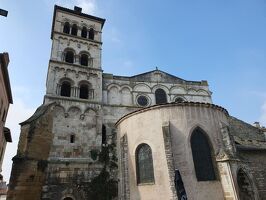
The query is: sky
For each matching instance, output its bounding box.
[1,0,266,182]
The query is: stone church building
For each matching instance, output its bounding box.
[7,5,266,200]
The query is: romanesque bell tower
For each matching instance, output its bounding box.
[42,5,108,199]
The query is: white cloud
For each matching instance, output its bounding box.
[43,0,97,14]
[76,0,97,14]
[2,98,35,182]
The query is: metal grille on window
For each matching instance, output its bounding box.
[155,88,167,104]
[191,128,216,181]
[136,144,155,184]
[137,95,148,106]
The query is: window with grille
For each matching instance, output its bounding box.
[136,144,155,184]
[155,88,167,104]
[191,128,216,181]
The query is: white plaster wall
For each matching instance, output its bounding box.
[117,104,228,200]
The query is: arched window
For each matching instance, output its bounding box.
[81,26,87,38]
[237,169,255,200]
[71,24,78,36]
[155,88,167,104]
[63,22,70,34]
[191,128,216,181]
[80,54,88,66]
[63,198,73,200]
[102,125,107,145]
[175,97,184,103]
[79,84,89,99]
[65,51,74,63]
[89,28,94,40]
[136,144,155,184]
[60,81,71,97]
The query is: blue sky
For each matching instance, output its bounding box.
[1,0,266,182]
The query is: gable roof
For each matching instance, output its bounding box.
[105,69,208,85]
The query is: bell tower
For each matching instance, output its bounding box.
[42,5,107,199]
[45,5,105,104]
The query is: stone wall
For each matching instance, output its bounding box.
[7,104,54,200]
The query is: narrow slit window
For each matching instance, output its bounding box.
[70,135,75,143]
[102,125,107,145]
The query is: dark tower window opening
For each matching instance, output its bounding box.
[79,84,89,99]
[155,88,167,104]
[70,135,75,143]
[63,22,70,34]
[102,125,107,145]
[65,51,74,63]
[89,28,94,40]
[71,24,78,36]
[81,26,87,38]
[191,128,216,181]
[60,81,71,97]
[80,54,89,66]
[136,143,155,184]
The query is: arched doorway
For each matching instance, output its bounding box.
[237,169,255,200]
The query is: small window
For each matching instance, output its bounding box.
[89,28,94,40]
[191,128,216,181]
[155,88,167,104]
[79,84,89,99]
[70,135,75,143]
[136,144,155,184]
[80,54,88,66]
[102,125,107,145]
[81,26,87,38]
[137,95,149,107]
[71,24,78,36]
[175,97,184,103]
[60,81,71,97]
[63,22,70,34]
[65,51,74,63]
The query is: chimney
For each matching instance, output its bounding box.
[74,6,82,13]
